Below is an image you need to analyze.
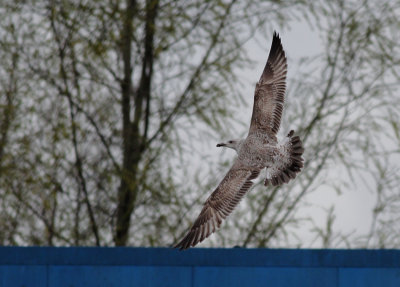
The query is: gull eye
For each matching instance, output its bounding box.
[228,141,233,144]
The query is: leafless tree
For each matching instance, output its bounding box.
[0,0,399,248]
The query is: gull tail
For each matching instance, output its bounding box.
[264,130,304,186]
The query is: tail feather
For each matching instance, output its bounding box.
[264,130,304,186]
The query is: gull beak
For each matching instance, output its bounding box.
[216,143,226,147]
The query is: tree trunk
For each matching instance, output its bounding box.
[115,0,158,246]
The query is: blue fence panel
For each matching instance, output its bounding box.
[0,265,47,287]
[0,247,400,287]
[339,267,400,287]
[193,267,338,287]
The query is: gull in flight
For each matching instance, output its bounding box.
[175,32,304,250]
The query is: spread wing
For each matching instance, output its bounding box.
[249,31,287,138]
[174,163,260,250]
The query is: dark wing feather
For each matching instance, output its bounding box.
[249,31,287,138]
[174,163,260,250]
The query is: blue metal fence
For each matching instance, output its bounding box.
[1,247,400,286]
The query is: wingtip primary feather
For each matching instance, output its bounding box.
[273,31,281,42]
[174,168,261,250]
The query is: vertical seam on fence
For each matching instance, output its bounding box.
[46,264,49,287]
[191,266,195,287]
[336,267,339,287]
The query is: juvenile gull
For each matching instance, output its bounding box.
[175,32,304,250]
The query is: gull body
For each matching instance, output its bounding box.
[175,32,304,250]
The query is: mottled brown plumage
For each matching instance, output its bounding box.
[249,31,287,139]
[175,164,260,250]
[175,32,304,250]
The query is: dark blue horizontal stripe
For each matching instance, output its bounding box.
[1,247,400,267]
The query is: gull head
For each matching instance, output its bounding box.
[216,139,243,152]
